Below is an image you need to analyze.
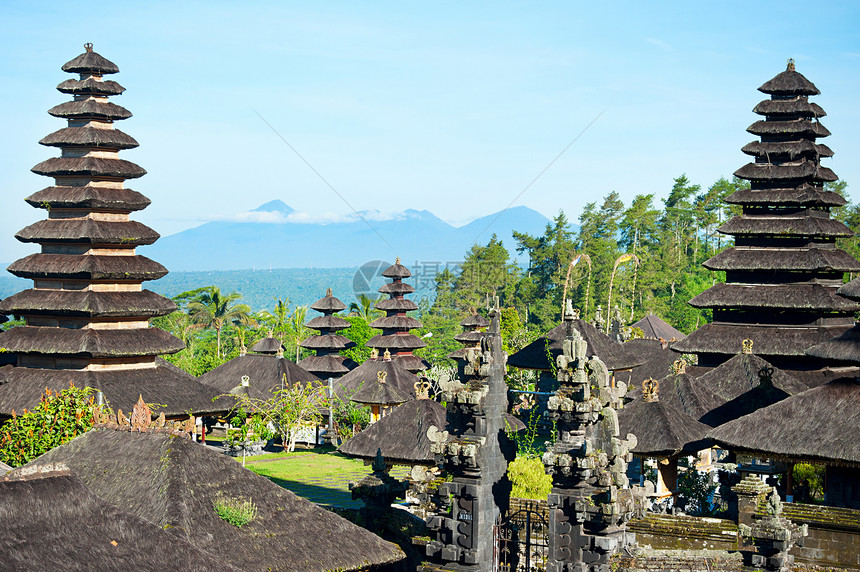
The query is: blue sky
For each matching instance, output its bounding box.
[1,1,859,262]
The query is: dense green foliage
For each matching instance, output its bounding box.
[0,385,104,467]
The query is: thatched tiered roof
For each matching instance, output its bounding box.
[298,289,357,378]
[333,350,419,402]
[509,315,644,372]
[30,429,405,571]
[0,471,236,571]
[674,61,860,372]
[198,349,320,402]
[708,377,860,467]
[630,314,684,342]
[807,276,860,364]
[0,44,221,418]
[366,259,429,372]
[448,310,490,360]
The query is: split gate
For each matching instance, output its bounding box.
[494,501,549,571]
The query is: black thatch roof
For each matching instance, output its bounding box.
[7,253,167,281]
[25,186,151,211]
[618,396,710,457]
[741,140,832,160]
[379,281,415,294]
[0,289,176,318]
[703,247,860,272]
[0,359,225,417]
[57,77,125,96]
[47,99,132,121]
[630,314,684,341]
[249,336,283,354]
[837,276,860,300]
[0,326,183,358]
[16,219,158,245]
[508,318,644,371]
[659,371,722,420]
[62,47,120,74]
[310,289,347,312]
[758,66,820,96]
[725,186,846,207]
[198,354,320,402]
[299,333,354,350]
[717,215,851,238]
[370,315,423,329]
[695,353,808,427]
[734,161,837,182]
[366,333,427,350]
[31,156,146,179]
[806,325,860,364]
[752,99,825,117]
[382,261,412,278]
[350,375,409,406]
[708,376,860,466]
[305,315,351,331]
[688,283,860,311]
[0,473,237,571]
[745,119,830,139]
[461,313,490,328]
[31,429,405,571]
[339,398,525,464]
[376,297,418,311]
[339,398,446,464]
[40,126,139,149]
[671,323,851,358]
[298,354,357,377]
[618,340,674,383]
[334,357,419,401]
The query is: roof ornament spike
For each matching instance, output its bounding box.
[383,348,391,361]
[787,58,795,72]
[742,338,754,354]
[642,378,659,402]
[672,358,687,375]
[395,256,401,265]
[377,371,387,384]
[415,377,431,399]
[370,348,379,359]
[84,42,93,53]
[326,287,332,296]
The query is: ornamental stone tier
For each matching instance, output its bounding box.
[674,61,860,378]
[366,258,430,372]
[298,288,357,378]
[0,45,221,418]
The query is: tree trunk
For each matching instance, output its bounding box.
[216,326,222,359]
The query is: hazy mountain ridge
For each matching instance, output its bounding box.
[145,203,555,271]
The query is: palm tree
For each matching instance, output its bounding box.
[348,294,384,322]
[287,305,310,361]
[186,286,253,359]
[257,297,290,341]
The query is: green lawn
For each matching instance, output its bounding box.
[236,446,410,508]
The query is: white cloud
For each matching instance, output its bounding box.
[210,208,409,225]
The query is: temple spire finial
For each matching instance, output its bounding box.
[787,58,795,71]
[84,42,93,53]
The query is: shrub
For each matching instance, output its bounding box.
[508,456,552,500]
[0,385,104,467]
[213,494,258,527]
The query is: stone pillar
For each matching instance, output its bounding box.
[733,474,770,528]
[542,328,638,571]
[422,306,516,571]
[738,487,808,571]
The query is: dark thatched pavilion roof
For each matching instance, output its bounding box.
[614,340,678,389]
[350,374,410,406]
[672,323,852,360]
[695,352,808,427]
[0,473,237,571]
[509,318,644,372]
[333,356,419,402]
[30,429,405,571]
[630,315,684,341]
[250,336,284,354]
[0,359,226,418]
[837,276,860,301]
[708,376,860,466]
[61,45,120,74]
[198,353,320,402]
[339,398,525,465]
[618,395,710,458]
[339,398,447,465]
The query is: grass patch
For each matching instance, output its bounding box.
[213,494,258,527]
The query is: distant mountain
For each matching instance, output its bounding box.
[145,203,556,271]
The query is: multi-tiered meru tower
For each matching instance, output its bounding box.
[366,259,430,373]
[674,61,860,381]
[299,288,357,379]
[0,45,221,417]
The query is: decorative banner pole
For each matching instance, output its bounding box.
[606,253,640,333]
[562,253,592,319]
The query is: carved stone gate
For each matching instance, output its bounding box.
[494,501,549,571]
